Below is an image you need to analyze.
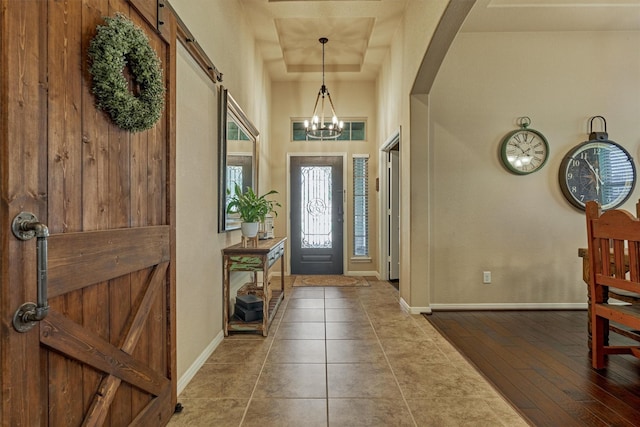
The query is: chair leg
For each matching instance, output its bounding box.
[592,315,607,369]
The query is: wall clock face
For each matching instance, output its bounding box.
[559,140,636,211]
[500,128,549,175]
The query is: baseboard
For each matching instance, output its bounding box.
[400,300,586,314]
[429,302,587,311]
[176,330,224,395]
[346,270,379,278]
[400,297,432,315]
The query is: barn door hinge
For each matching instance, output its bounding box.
[11,212,50,333]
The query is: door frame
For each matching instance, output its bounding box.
[379,128,401,281]
[286,152,347,275]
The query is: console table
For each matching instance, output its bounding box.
[222,237,286,336]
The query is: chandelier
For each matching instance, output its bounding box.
[305,37,343,139]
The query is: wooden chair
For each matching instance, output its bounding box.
[603,201,640,340]
[585,200,640,369]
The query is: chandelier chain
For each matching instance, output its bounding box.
[305,37,343,140]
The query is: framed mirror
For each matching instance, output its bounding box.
[218,87,258,232]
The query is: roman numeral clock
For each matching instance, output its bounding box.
[500,117,550,175]
[559,116,636,211]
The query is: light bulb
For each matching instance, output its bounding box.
[332,116,338,124]
[304,120,309,128]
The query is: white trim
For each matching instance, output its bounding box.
[400,297,432,314]
[176,330,224,395]
[429,303,588,311]
[380,128,401,151]
[352,153,370,158]
[345,270,378,278]
[379,128,401,281]
[401,301,588,314]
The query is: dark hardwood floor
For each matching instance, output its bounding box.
[426,311,640,427]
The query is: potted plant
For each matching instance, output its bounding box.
[226,184,281,237]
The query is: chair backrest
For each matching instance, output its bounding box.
[585,200,640,299]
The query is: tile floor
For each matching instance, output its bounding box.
[167,278,528,426]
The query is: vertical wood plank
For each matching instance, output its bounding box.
[48,0,83,234]
[144,15,168,415]
[109,275,133,426]
[1,1,48,425]
[81,0,114,423]
[108,0,134,422]
[82,0,112,232]
[164,7,178,412]
[47,0,86,424]
[147,19,165,226]
[131,268,153,416]
[127,9,152,415]
[104,1,133,424]
[128,0,158,32]
[128,4,149,227]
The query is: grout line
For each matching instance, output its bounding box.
[323,287,330,427]
[361,294,419,427]
[237,286,290,426]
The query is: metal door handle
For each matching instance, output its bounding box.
[11,212,49,333]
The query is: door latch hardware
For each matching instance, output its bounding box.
[11,212,50,333]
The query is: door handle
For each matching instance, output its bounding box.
[337,189,345,222]
[11,212,49,333]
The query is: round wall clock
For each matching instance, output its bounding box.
[500,117,549,175]
[559,117,636,211]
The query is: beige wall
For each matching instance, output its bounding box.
[173,0,271,389]
[176,45,230,382]
[269,80,379,275]
[428,31,640,308]
[376,0,449,308]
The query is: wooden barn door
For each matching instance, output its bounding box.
[0,1,177,425]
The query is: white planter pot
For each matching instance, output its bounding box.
[241,222,259,238]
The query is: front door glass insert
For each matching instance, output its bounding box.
[301,166,332,249]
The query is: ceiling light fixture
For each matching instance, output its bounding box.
[305,37,343,140]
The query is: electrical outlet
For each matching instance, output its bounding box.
[483,271,491,284]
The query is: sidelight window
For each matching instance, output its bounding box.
[353,155,369,257]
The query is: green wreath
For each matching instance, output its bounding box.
[88,13,165,133]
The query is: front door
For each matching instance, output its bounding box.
[290,156,344,274]
[1,1,176,425]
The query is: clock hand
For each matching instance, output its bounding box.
[584,159,604,186]
[595,167,604,196]
[578,158,602,196]
[510,142,525,154]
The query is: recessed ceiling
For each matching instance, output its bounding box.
[238,0,640,83]
[239,0,408,82]
[275,17,374,73]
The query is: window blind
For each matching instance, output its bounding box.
[353,156,369,256]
